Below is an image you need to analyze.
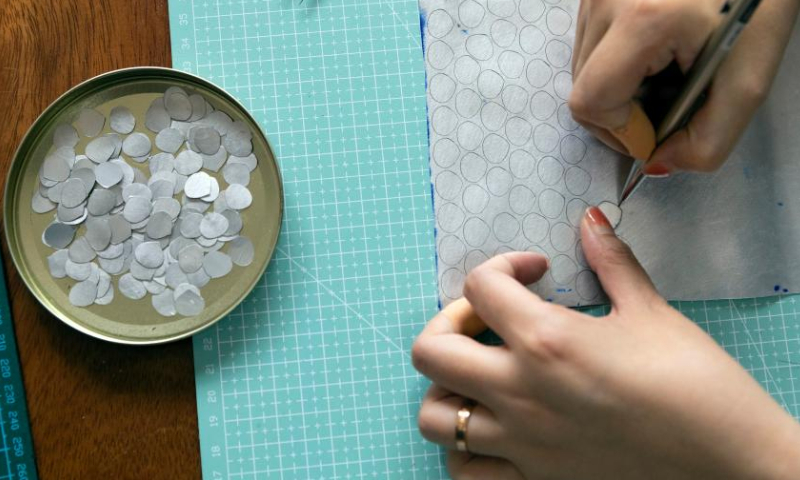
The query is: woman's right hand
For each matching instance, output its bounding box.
[569,0,799,174]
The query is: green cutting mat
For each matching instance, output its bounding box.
[169,1,800,478]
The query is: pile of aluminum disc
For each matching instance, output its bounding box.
[35,87,257,317]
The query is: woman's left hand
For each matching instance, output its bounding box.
[411,207,800,480]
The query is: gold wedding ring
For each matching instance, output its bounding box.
[455,400,476,453]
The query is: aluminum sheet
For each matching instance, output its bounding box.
[422,0,800,305]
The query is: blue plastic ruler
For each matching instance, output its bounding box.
[169,1,800,478]
[0,253,37,480]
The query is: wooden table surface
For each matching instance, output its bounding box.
[0,1,201,477]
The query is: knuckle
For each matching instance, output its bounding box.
[417,402,438,441]
[567,89,593,124]
[736,74,771,109]
[462,266,489,299]
[520,306,572,360]
[535,321,572,360]
[632,0,675,21]
[411,337,433,374]
[693,156,725,173]
[686,136,727,173]
[630,0,700,39]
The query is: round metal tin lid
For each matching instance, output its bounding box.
[4,68,283,344]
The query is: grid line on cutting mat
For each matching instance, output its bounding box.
[168,0,800,478]
[174,0,445,478]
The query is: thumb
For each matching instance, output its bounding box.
[579,206,662,310]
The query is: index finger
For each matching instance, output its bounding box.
[462,252,557,346]
[413,299,516,402]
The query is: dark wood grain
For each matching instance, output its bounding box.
[0,1,201,478]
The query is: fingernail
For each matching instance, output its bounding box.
[586,206,613,233]
[643,163,671,178]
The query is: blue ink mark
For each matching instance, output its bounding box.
[419,11,427,53]
[419,8,442,310]
[546,297,554,302]
[778,202,785,207]
[555,288,573,293]
[461,29,468,35]
[784,288,789,293]
[775,285,781,292]
[743,166,752,179]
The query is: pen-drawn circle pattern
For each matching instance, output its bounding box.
[426,0,607,302]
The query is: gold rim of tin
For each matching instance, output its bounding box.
[4,67,283,345]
